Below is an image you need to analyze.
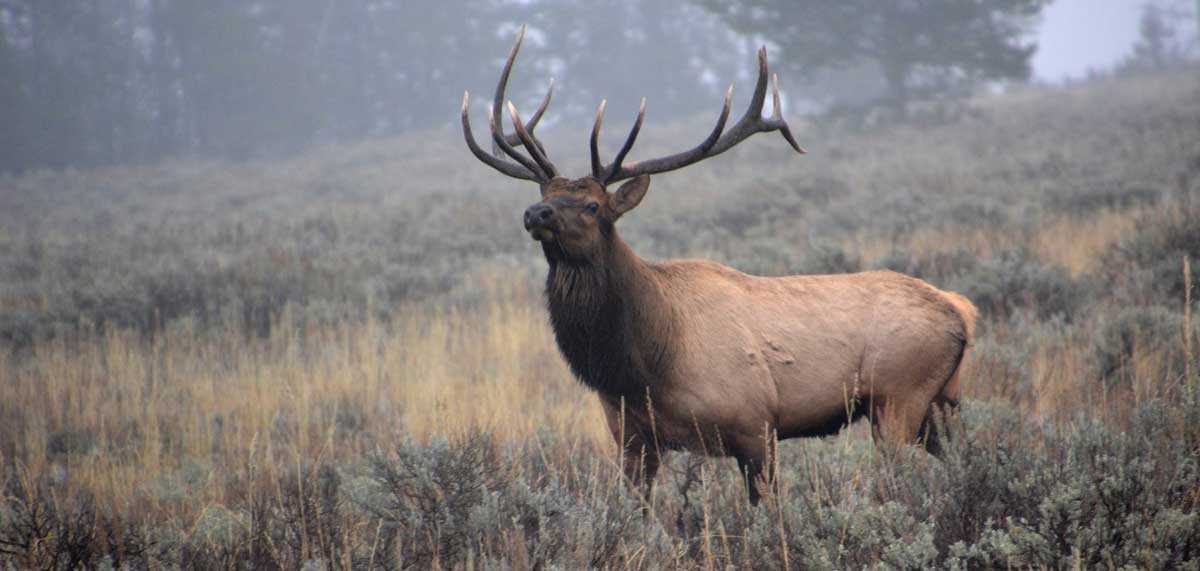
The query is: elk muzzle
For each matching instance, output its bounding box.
[523,203,557,241]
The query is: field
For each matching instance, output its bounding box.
[1,69,1199,569]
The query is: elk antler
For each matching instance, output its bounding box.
[465,30,802,185]
[462,25,559,182]
[592,47,805,185]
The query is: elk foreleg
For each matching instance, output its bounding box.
[622,435,661,499]
[735,443,777,506]
[736,456,764,505]
[601,399,662,507]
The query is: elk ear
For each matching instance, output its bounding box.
[610,175,650,217]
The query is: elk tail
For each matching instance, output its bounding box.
[942,291,977,344]
[938,290,978,408]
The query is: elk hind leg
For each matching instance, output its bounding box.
[920,383,960,458]
[869,396,928,456]
[921,339,967,457]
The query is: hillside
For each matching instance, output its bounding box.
[0,70,1198,569]
[2,71,1197,344]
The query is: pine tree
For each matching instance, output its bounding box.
[696,0,1050,112]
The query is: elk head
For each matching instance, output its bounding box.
[462,26,805,263]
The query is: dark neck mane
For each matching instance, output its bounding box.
[542,230,674,400]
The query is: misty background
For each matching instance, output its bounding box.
[0,0,1196,175]
[1,2,1200,567]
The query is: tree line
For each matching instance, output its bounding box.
[0,0,1052,174]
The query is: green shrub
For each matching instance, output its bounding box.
[1106,201,1200,306]
[1090,304,1187,382]
[4,399,1198,568]
[874,248,978,285]
[952,251,1081,321]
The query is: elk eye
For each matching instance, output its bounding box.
[585,202,599,214]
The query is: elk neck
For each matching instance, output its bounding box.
[540,226,676,400]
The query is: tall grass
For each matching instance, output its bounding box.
[2,69,1199,568]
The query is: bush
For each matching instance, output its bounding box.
[0,484,160,569]
[1105,202,1200,306]
[797,243,863,275]
[4,400,1198,569]
[874,248,978,285]
[952,251,1081,321]
[1090,304,1187,382]
[353,433,659,570]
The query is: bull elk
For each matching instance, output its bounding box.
[462,27,977,504]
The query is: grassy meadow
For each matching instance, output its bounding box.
[1,68,1199,569]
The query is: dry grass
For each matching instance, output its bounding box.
[0,270,611,520]
[1032,208,1144,277]
[846,205,1145,277]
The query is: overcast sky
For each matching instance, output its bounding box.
[1033,0,1145,81]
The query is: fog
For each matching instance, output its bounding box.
[1034,0,1142,81]
[0,0,1194,174]
[1,3,1199,567]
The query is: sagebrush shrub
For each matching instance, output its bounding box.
[952,250,1080,321]
[1090,304,1187,381]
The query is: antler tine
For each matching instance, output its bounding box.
[462,91,537,181]
[526,78,553,131]
[501,78,553,153]
[772,73,806,153]
[604,46,803,184]
[744,47,770,123]
[604,98,646,183]
[712,84,735,147]
[490,25,525,158]
[603,84,732,183]
[490,106,547,180]
[590,100,607,179]
[508,101,559,178]
[708,84,735,150]
[771,73,783,120]
[708,47,778,155]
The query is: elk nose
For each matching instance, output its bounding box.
[523,204,554,229]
